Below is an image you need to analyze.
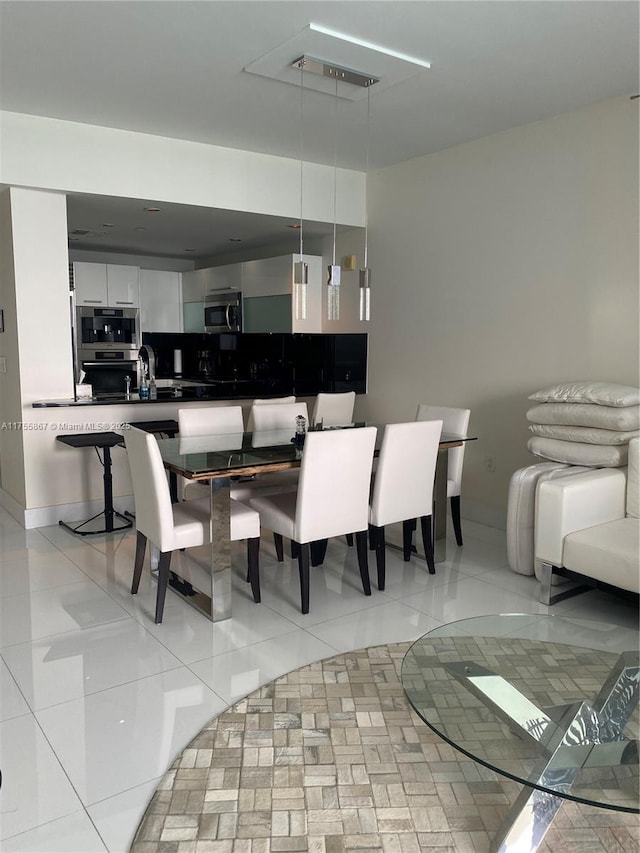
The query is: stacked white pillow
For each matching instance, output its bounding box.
[527,382,640,467]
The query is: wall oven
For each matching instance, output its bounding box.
[204,290,242,332]
[76,306,139,349]
[78,347,139,397]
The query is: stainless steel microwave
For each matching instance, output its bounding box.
[204,290,242,332]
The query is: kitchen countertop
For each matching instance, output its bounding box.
[32,382,285,407]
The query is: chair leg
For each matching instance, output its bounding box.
[371,525,386,590]
[273,533,284,562]
[420,515,436,574]
[355,531,372,596]
[297,542,311,614]
[291,541,300,559]
[247,538,261,603]
[155,551,172,624]
[132,531,147,594]
[451,496,463,546]
[310,538,328,567]
[402,519,416,561]
[345,533,354,547]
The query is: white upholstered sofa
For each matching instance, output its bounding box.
[535,437,639,604]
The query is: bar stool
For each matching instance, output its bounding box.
[56,432,133,535]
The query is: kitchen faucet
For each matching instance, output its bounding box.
[138,344,156,383]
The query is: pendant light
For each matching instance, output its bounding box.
[327,74,341,321]
[359,84,372,322]
[293,59,308,320]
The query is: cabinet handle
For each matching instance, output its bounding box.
[83,300,103,304]
[115,301,134,305]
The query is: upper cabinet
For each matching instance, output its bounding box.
[242,254,323,334]
[139,269,182,333]
[182,264,242,302]
[74,262,140,307]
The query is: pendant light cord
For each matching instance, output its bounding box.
[299,61,304,258]
[363,85,370,269]
[332,75,338,267]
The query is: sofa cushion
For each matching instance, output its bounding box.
[628,438,639,518]
[564,519,639,593]
[526,403,640,431]
[528,436,628,467]
[529,382,640,408]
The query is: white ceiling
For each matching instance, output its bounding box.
[1,1,638,260]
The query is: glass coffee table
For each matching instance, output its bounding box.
[401,614,639,852]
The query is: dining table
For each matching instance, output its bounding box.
[155,423,476,622]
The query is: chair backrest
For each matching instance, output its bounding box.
[247,396,296,431]
[124,426,176,552]
[295,426,377,543]
[370,420,443,527]
[312,391,356,427]
[178,405,244,437]
[250,401,309,432]
[416,404,471,495]
[627,437,639,518]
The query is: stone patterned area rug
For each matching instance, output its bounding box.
[131,643,638,852]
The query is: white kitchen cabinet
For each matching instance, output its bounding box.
[139,269,182,332]
[182,263,242,302]
[204,263,242,297]
[242,254,322,332]
[74,262,140,307]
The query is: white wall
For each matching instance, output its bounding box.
[359,96,639,527]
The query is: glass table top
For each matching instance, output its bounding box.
[156,425,475,478]
[401,614,639,813]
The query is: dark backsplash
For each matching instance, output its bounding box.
[142,332,368,396]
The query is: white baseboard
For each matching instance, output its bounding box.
[1,492,135,530]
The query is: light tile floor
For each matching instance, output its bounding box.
[0,507,637,851]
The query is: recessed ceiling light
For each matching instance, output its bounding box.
[228,237,242,242]
[134,227,146,232]
[184,248,196,253]
[144,207,161,213]
[308,23,431,69]
[101,222,116,228]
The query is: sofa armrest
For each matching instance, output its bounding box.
[535,468,627,567]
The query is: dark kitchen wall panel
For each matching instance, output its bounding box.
[142,332,367,396]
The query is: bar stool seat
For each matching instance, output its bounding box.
[56,431,133,535]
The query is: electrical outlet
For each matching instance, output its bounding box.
[485,455,496,472]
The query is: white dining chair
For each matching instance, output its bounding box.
[369,419,443,589]
[416,404,471,546]
[249,401,308,433]
[178,405,246,500]
[178,404,244,437]
[248,427,377,613]
[246,396,296,431]
[311,391,356,427]
[124,426,261,621]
